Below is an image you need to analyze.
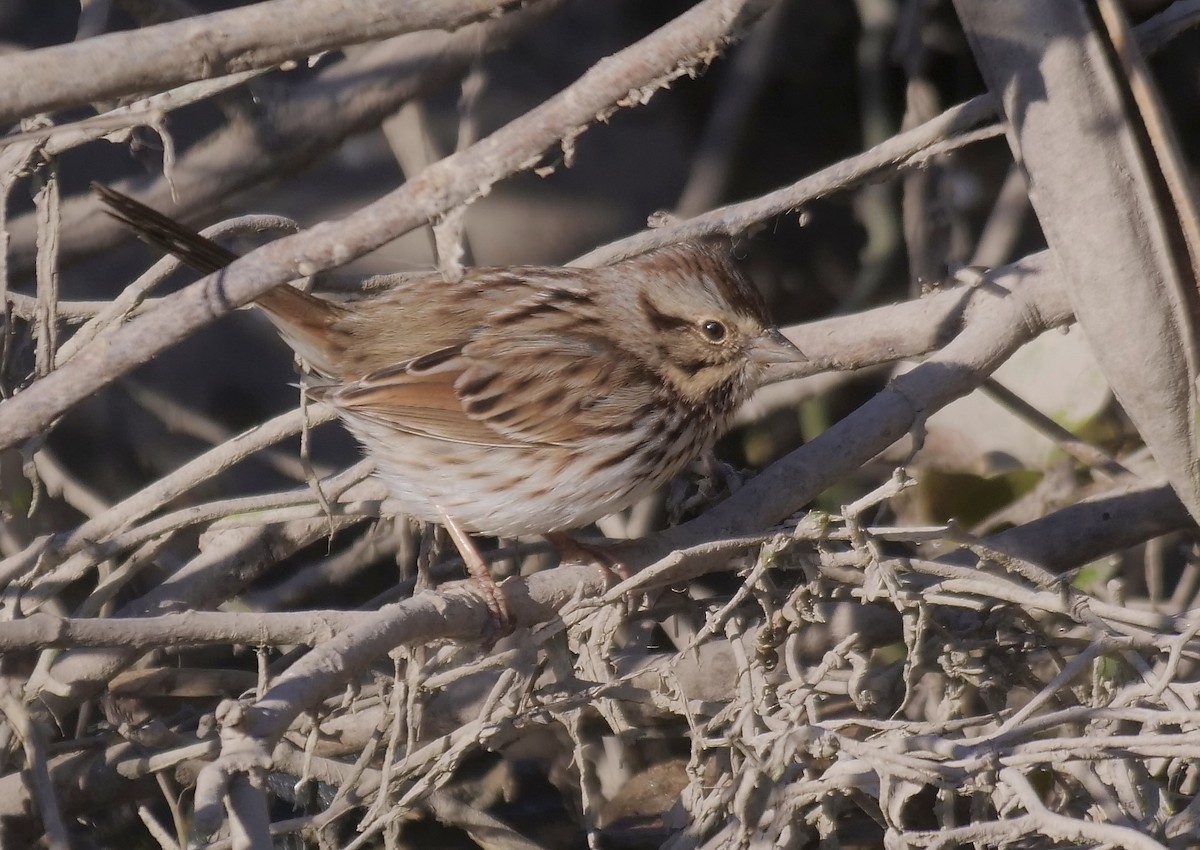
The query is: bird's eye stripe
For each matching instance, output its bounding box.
[638,291,691,333]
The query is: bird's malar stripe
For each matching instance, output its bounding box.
[677,357,714,377]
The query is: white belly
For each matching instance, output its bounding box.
[340,412,709,537]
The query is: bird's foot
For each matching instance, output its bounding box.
[545,532,632,586]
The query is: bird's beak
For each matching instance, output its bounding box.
[748,328,807,365]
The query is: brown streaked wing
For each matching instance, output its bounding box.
[326,367,541,448]
[455,331,658,446]
[324,331,658,449]
[332,267,580,378]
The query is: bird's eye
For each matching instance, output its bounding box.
[700,320,727,342]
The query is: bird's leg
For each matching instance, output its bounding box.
[545,532,632,584]
[437,508,511,633]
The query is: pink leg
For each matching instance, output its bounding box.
[438,509,512,633]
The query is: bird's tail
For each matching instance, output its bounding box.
[94,183,346,376]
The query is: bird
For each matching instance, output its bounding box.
[94,184,806,628]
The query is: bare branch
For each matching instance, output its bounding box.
[0,0,530,125]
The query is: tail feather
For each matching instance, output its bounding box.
[94,183,346,376]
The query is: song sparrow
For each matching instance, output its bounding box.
[95,185,805,625]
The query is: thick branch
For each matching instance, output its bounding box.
[0,0,525,126]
